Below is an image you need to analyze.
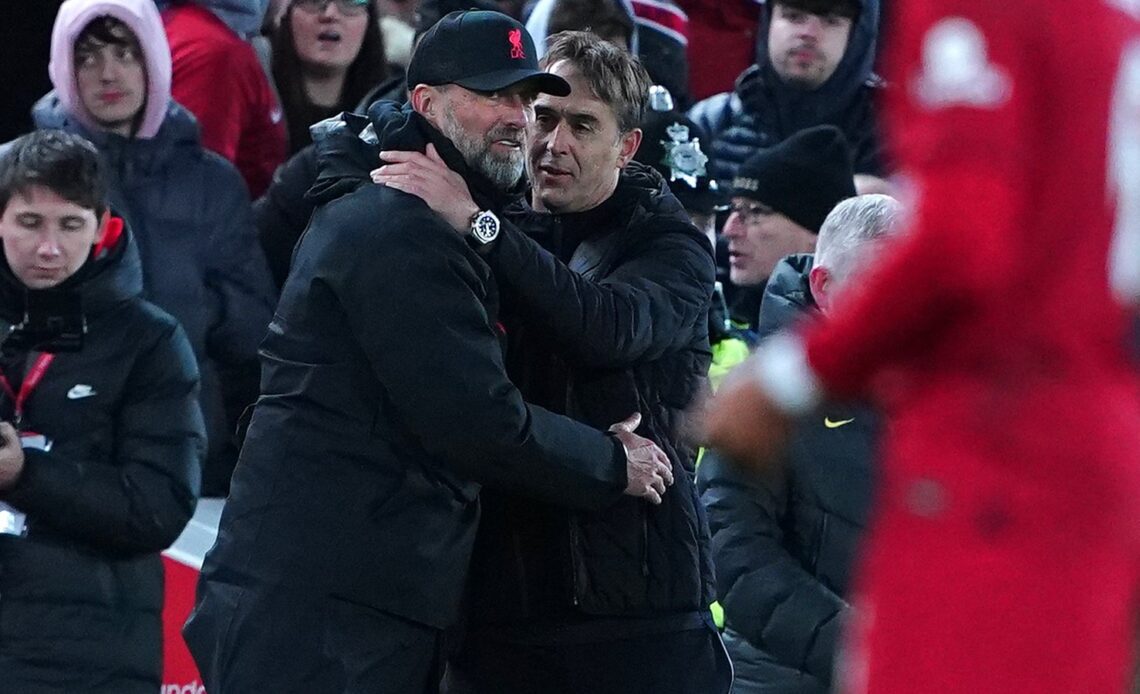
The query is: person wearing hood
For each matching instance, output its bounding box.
[526,0,692,109]
[688,0,887,194]
[697,194,901,694]
[158,0,287,196]
[374,30,728,693]
[183,12,675,693]
[0,130,204,694]
[34,0,276,496]
[702,1,1140,691]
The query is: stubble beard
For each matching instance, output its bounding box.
[439,110,525,192]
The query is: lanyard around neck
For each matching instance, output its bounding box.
[0,353,54,426]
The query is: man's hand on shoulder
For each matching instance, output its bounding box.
[0,422,26,491]
[609,413,674,505]
[372,144,480,233]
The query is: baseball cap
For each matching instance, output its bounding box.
[407,10,571,97]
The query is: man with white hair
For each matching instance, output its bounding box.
[698,194,901,694]
[703,0,1140,688]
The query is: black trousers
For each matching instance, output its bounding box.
[444,618,734,694]
[183,581,442,694]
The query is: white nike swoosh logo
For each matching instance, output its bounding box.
[67,385,96,400]
[823,417,855,429]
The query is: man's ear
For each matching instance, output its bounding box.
[808,264,831,314]
[411,84,442,124]
[617,127,642,168]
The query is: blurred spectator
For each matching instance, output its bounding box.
[417,0,499,29]
[375,0,418,23]
[632,106,760,387]
[677,0,762,102]
[35,0,276,496]
[702,1,1140,691]
[721,126,855,328]
[0,2,65,142]
[634,105,723,245]
[0,130,204,694]
[254,0,498,288]
[272,0,390,154]
[689,0,886,193]
[159,0,287,196]
[698,194,902,694]
[374,0,418,67]
[526,0,692,108]
[548,0,634,48]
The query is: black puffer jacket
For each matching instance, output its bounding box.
[0,225,204,694]
[697,255,876,693]
[198,102,632,631]
[463,162,717,629]
[32,96,276,495]
[687,0,886,188]
[253,140,320,289]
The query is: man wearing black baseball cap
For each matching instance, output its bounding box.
[182,11,677,694]
[375,30,730,693]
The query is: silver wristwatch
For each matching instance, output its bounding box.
[469,210,500,245]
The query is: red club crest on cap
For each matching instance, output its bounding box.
[509,28,525,59]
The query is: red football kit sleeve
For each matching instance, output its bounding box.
[769,2,1140,692]
[163,4,286,198]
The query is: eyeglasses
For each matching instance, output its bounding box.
[725,202,774,225]
[294,0,370,16]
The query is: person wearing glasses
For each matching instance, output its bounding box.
[270,0,391,155]
[721,125,857,301]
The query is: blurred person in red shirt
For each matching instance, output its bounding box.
[160,0,287,197]
[702,1,1140,692]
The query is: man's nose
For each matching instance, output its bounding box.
[797,15,824,39]
[99,57,119,81]
[497,96,529,128]
[543,121,573,155]
[722,212,745,238]
[37,233,62,257]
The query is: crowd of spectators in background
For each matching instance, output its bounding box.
[3,0,1133,692]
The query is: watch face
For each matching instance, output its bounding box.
[472,211,499,243]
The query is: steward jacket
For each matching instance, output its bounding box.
[198,102,630,630]
[0,224,205,694]
[688,0,886,188]
[463,162,718,632]
[698,255,875,693]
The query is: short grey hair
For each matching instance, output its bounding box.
[815,194,904,284]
